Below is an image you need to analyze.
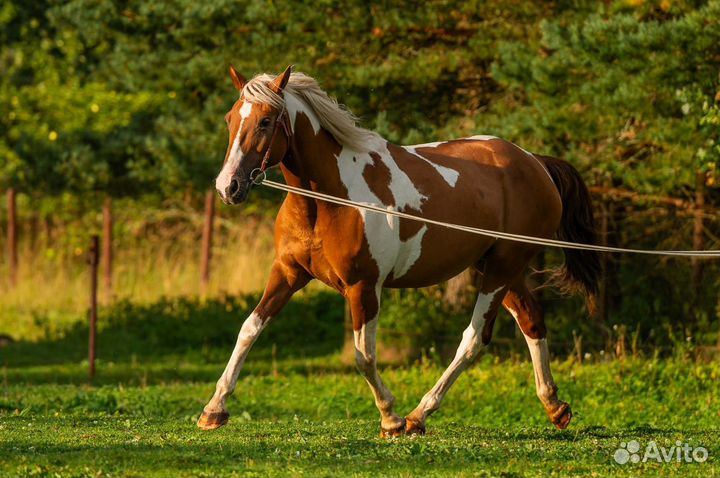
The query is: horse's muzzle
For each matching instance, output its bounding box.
[220,177,250,205]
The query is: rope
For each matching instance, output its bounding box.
[257,179,720,258]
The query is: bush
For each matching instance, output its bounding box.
[5,291,345,367]
[379,288,469,361]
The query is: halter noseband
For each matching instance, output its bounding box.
[250,104,292,185]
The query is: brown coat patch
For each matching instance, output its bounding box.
[363,152,395,206]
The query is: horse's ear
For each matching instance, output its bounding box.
[229,65,246,91]
[270,65,293,94]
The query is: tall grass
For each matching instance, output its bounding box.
[0,196,277,340]
[2,193,719,357]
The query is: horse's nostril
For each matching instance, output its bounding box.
[227,178,241,197]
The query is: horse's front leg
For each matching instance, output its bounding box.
[197,260,310,430]
[347,283,405,437]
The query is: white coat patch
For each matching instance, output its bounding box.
[467,134,499,141]
[285,93,321,134]
[403,144,460,187]
[336,142,427,281]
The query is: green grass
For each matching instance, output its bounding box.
[2,187,719,477]
[1,289,718,477]
[2,350,719,477]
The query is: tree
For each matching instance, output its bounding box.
[0,1,161,196]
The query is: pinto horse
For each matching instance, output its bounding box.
[198,65,600,436]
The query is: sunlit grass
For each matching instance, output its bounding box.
[2,355,719,477]
[0,204,276,341]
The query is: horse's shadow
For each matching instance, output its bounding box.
[2,291,347,384]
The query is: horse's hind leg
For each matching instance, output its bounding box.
[404,283,507,435]
[503,280,572,429]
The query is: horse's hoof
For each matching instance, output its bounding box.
[379,418,406,438]
[549,402,572,430]
[405,417,426,436]
[197,411,229,430]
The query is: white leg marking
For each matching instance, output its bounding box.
[410,288,501,422]
[205,312,265,412]
[216,102,254,196]
[506,307,557,405]
[354,313,403,430]
[524,336,557,405]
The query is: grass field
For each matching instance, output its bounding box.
[2,295,719,477]
[0,214,717,477]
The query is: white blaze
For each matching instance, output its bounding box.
[216,102,254,197]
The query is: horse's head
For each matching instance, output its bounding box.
[215,65,293,205]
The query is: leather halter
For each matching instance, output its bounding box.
[251,104,292,184]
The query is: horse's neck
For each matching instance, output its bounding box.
[280,123,351,200]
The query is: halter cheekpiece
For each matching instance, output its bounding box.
[251,104,292,185]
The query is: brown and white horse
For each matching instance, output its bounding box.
[198,66,600,436]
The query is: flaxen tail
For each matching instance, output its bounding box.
[536,155,601,314]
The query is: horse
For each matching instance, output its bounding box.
[198,65,600,437]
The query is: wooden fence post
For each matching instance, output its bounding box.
[597,197,610,323]
[6,189,17,287]
[43,215,53,251]
[102,197,113,302]
[200,190,215,297]
[88,235,99,380]
[692,170,705,291]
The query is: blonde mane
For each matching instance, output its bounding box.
[241,72,381,153]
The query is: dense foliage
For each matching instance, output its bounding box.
[1,0,719,350]
[4,0,717,196]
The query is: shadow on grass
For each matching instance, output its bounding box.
[0,419,600,476]
[490,425,693,442]
[2,356,362,386]
[3,291,346,371]
[5,419,717,477]
[2,436,480,477]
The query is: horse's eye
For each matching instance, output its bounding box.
[260,117,271,128]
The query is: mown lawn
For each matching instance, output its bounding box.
[2,353,719,477]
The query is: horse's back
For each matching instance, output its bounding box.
[379,136,562,287]
[400,135,562,235]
